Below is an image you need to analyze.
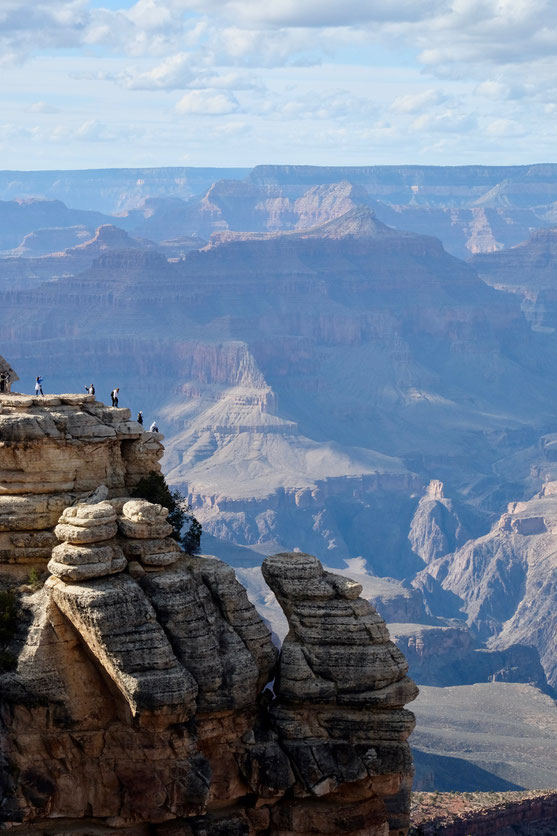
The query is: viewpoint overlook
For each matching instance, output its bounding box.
[0,383,417,834]
[1,164,557,834]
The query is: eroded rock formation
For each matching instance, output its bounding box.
[414,485,557,690]
[0,391,417,834]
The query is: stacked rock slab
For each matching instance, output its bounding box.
[118,498,181,572]
[48,500,125,581]
[0,391,417,834]
[262,552,419,836]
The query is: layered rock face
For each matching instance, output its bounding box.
[0,395,418,834]
[262,553,418,836]
[416,487,557,689]
[0,392,158,578]
[2,205,556,576]
[408,481,490,565]
[472,227,557,329]
[389,623,549,692]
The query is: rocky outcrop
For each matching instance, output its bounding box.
[6,224,93,257]
[0,393,418,834]
[417,487,557,689]
[262,553,418,835]
[472,226,557,330]
[390,623,550,692]
[0,392,158,580]
[1,167,556,264]
[6,163,557,216]
[0,198,110,250]
[409,481,490,565]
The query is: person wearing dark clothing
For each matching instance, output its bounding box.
[111,387,119,407]
[137,411,143,425]
[0,372,9,393]
[85,384,95,396]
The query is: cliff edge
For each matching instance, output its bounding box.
[0,389,417,834]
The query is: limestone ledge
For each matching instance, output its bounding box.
[0,393,417,834]
[0,396,163,563]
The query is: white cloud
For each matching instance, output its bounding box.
[412,109,477,133]
[2,0,557,167]
[117,53,263,92]
[126,0,173,29]
[276,89,376,121]
[0,0,90,64]
[28,100,60,113]
[175,89,241,115]
[172,0,445,28]
[485,118,526,137]
[124,52,195,89]
[390,88,446,113]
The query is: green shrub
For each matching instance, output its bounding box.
[27,567,41,588]
[132,471,202,553]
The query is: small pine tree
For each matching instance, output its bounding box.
[181,512,202,554]
[132,471,202,553]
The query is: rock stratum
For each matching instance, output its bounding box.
[0,392,418,834]
[4,163,557,269]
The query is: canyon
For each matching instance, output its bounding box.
[0,391,418,833]
[0,164,556,802]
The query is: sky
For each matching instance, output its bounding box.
[2,0,557,169]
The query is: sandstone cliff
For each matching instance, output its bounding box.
[0,392,418,834]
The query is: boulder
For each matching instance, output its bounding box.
[48,542,127,581]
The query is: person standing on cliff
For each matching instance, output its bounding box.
[111,387,119,407]
[35,376,44,396]
[85,383,95,396]
[0,371,9,393]
[137,411,143,425]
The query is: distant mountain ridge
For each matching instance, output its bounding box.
[1,166,557,260]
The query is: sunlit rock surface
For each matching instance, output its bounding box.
[0,394,417,834]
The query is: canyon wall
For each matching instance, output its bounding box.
[0,391,418,834]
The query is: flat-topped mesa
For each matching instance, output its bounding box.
[0,391,161,573]
[262,552,418,836]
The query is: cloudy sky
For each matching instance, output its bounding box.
[2,0,557,169]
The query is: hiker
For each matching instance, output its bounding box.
[137,411,143,425]
[0,371,9,393]
[149,421,159,433]
[85,383,95,396]
[111,387,119,407]
[35,376,44,396]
